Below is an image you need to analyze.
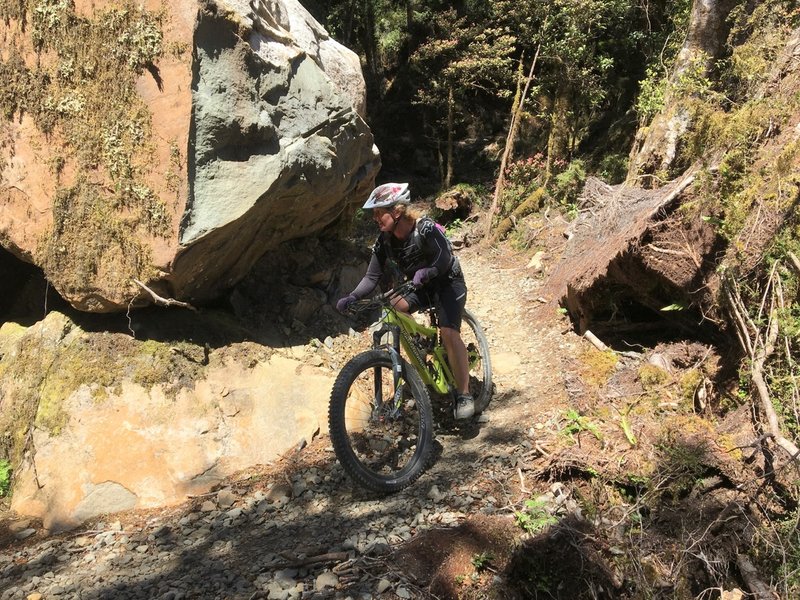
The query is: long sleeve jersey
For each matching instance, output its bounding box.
[351,217,456,299]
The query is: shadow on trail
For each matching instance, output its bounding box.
[0,387,529,600]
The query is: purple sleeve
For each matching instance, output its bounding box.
[351,253,383,299]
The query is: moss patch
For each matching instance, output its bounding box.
[578,347,619,388]
[0,314,208,469]
[0,0,171,302]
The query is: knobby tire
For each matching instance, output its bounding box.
[463,308,493,413]
[329,349,434,493]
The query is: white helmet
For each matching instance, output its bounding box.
[362,182,410,209]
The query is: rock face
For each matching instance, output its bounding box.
[0,0,379,311]
[2,311,336,532]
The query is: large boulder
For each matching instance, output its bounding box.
[0,0,379,312]
[2,311,337,532]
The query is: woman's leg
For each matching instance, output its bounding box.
[440,326,469,395]
[390,296,411,313]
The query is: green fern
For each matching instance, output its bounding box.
[0,459,11,497]
[515,498,557,534]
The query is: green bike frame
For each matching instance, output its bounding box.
[378,307,455,396]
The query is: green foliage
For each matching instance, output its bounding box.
[636,64,668,122]
[596,153,628,184]
[410,8,516,121]
[561,408,603,441]
[725,1,800,101]
[515,498,557,534]
[620,414,637,446]
[762,512,800,598]
[633,0,692,123]
[0,459,10,497]
[638,364,669,388]
[471,551,495,571]
[552,159,586,208]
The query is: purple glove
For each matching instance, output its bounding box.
[336,294,358,313]
[412,268,435,287]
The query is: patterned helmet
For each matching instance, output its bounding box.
[362,183,411,209]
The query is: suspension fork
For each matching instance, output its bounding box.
[372,324,403,410]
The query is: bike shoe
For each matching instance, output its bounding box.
[453,394,475,420]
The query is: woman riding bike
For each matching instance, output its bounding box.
[336,182,475,420]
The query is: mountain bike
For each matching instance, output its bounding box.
[328,282,492,492]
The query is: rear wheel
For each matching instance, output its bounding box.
[462,308,493,413]
[329,349,434,492]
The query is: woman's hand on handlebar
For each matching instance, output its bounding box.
[336,294,358,313]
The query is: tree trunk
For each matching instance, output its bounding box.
[490,188,547,244]
[546,85,571,180]
[363,0,378,77]
[627,0,739,185]
[484,44,541,239]
[445,86,454,189]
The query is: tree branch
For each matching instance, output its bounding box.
[736,554,778,600]
[787,251,800,276]
[133,279,198,312]
[724,271,800,463]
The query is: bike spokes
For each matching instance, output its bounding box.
[341,362,424,481]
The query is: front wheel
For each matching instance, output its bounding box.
[329,350,434,492]
[462,308,493,414]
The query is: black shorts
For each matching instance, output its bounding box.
[404,274,467,331]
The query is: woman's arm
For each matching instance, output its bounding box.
[351,253,383,298]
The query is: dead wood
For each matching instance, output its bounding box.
[787,251,800,276]
[486,35,544,239]
[490,188,547,244]
[736,554,779,600]
[724,272,800,463]
[133,279,198,312]
[583,330,609,352]
[270,551,351,569]
[543,171,696,325]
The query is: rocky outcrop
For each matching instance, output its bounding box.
[2,311,336,532]
[0,0,379,312]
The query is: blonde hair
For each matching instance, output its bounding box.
[394,204,422,221]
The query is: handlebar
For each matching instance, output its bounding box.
[346,282,417,315]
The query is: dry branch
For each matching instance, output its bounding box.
[270,551,351,569]
[736,554,778,600]
[583,330,609,352]
[485,36,544,240]
[724,272,800,463]
[788,251,800,276]
[133,279,198,312]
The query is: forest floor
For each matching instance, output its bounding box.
[0,211,780,599]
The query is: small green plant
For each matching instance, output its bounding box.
[561,409,603,441]
[0,459,11,497]
[471,551,495,572]
[620,414,637,446]
[552,159,586,209]
[515,498,557,534]
[445,218,463,236]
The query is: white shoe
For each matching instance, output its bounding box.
[454,394,475,420]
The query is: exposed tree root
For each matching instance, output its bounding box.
[723,271,800,462]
